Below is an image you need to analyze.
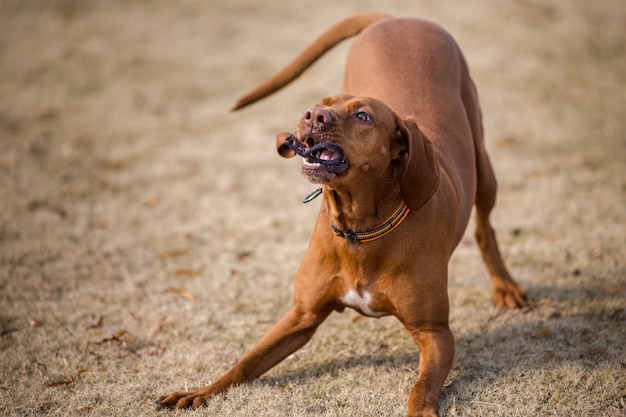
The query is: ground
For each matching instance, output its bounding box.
[0,0,625,416]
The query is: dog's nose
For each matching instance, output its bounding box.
[304,107,332,128]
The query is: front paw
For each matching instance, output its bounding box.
[492,278,532,309]
[155,390,209,410]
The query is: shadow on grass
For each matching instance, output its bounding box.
[263,351,419,386]
[255,284,624,411]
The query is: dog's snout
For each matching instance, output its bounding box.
[304,107,332,128]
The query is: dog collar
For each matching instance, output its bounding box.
[331,202,409,243]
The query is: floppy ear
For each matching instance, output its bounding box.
[396,117,442,211]
[276,132,296,158]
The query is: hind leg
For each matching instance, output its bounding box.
[460,62,530,309]
[474,150,531,309]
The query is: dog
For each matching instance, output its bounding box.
[157,13,530,417]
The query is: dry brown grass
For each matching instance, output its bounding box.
[1,0,625,416]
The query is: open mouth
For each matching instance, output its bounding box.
[283,135,349,181]
[302,142,346,168]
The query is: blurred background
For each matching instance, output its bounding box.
[1,1,624,416]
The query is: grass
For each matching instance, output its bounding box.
[1,0,625,416]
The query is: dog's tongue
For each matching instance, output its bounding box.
[319,148,339,161]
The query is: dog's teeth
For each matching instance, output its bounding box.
[303,158,321,167]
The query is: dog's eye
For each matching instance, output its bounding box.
[355,111,372,123]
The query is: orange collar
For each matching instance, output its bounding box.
[331,203,409,243]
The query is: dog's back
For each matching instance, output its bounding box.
[343,18,478,213]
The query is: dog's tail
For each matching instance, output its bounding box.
[231,12,392,111]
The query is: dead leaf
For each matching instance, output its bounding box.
[585,347,607,357]
[352,314,366,323]
[37,107,58,122]
[1,328,18,337]
[377,343,390,353]
[77,394,102,413]
[47,379,74,388]
[174,269,200,278]
[150,317,166,335]
[144,194,158,207]
[532,329,553,339]
[97,180,111,190]
[115,329,131,340]
[276,384,290,390]
[162,287,196,302]
[495,134,519,149]
[100,158,126,171]
[94,335,120,345]
[29,317,43,327]
[77,406,95,413]
[27,200,67,218]
[599,321,621,328]
[47,369,89,388]
[236,251,253,261]
[543,350,558,358]
[158,249,190,259]
[595,284,626,294]
[93,330,132,345]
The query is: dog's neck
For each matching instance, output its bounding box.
[322,181,404,234]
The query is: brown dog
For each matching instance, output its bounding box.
[157,13,530,416]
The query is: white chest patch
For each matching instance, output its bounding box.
[341,290,387,318]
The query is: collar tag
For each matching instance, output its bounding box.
[302,187,323,203]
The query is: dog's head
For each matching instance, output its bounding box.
[277,94,441,211]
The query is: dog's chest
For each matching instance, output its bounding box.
[341,289,389,318]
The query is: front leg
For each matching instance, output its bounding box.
[405,326,455,417]
[156,306,330,410]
